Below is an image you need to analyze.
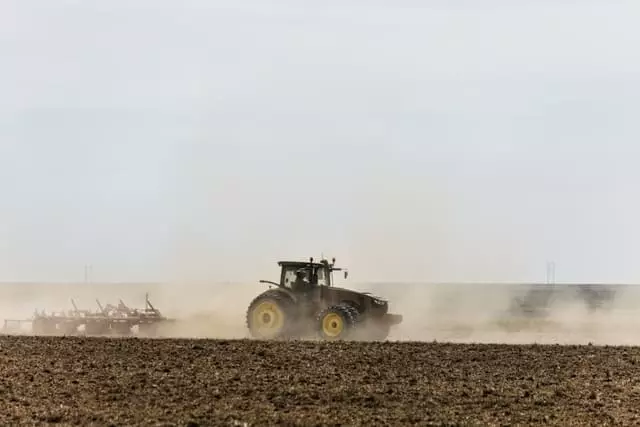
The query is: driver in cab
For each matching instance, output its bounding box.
[292,269,312,293]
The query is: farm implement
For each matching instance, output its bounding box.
[2,294,175,337]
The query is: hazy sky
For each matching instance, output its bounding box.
[2,1,640,283]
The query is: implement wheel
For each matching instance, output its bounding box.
[316,304,358,341]
[138,323,159,337]
[85,320,108,336]
[32,318,56,335]
[246,291,295,339]
[111,322,132,336]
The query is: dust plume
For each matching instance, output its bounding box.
[147,281,261,339]
[3,280,640,346]
[0,280,264,339]
[381,282,640,346]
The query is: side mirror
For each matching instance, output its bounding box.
[344,271,348,279]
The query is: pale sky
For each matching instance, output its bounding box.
[1,0,640,284]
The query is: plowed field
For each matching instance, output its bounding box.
[1,336,640,426]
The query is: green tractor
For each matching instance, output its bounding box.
[245,257,403,341]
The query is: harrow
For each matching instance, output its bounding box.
[2,294,175,337]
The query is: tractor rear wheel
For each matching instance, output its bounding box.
[246,291,296,339]
[316,304,358,340]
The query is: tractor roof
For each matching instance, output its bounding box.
[278,260,327,268]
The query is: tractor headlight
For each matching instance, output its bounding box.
[373,298,386,306]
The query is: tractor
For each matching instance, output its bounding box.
[245,257,403,341]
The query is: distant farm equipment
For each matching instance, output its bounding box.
[1,294,175,337]
[508,283,620,319]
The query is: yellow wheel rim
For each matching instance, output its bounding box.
[322,312,344,338]
[251,301,285,338]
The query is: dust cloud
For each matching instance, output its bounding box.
[378,282,640,345]
[149,281,260,339]
[3,280,640,346]
[0,281,261,339]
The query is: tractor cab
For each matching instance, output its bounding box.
[260,257,348,292]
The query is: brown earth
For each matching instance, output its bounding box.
[1,336,640,426]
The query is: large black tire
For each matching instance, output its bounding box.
[246,291,296,340]
[316,304,358,341]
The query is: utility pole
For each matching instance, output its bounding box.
[84,264,92,284]
[546,261,556,285]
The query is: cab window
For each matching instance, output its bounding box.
[282,267,306,288]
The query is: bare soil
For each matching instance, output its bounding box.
[1,336,640,426]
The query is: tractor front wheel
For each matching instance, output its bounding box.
[316,304,358,340]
